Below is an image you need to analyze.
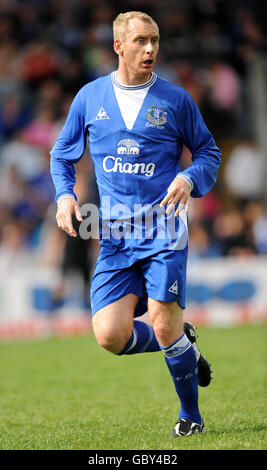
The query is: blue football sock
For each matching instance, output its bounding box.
[118,320,161,355]
[161,333,202,425]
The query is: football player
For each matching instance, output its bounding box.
[50,11,220,436]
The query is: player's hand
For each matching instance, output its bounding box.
[56,198,83,237]
[160,176,191,217]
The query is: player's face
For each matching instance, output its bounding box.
[116,18,159,83]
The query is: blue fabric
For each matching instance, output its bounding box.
[90,246,187,316]
[118,320,160,355]
[161,334,202,424]
[50,72,221,316]
[50,72,221,237]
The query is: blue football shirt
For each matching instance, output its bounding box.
[50,72,221,255]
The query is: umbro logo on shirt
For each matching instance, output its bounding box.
[96,107,110,120]
[169,280,178,295]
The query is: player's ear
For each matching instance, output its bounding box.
[114,39,123,56]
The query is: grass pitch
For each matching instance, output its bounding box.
[0,323,266,450]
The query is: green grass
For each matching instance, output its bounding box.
[0,323,266,450]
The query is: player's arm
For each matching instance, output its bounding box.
[56,196,83,237]
[160,176,191,218]
[175,90,221,198]
[50,89,86,236]
[161,91,221,217]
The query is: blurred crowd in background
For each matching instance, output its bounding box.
[0,0,267,297]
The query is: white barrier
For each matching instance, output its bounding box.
[185,255,267,326]
[0,256,266,339]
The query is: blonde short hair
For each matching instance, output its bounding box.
[113,11,159,42]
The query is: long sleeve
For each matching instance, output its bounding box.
[177,91,221,198]
[50,90,87,201]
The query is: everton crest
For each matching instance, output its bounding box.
[146,105,167,126]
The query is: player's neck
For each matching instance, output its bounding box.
[115,68,152,87]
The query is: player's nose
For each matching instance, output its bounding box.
[145,41,154,54]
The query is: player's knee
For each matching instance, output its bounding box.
[92,322,125,354]
[94,329,121,354]
[149,301,183,346]
[153,320,173,346]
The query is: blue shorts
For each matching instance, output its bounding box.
[91,245,188,316]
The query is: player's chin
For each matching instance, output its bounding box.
[139,63,154,75]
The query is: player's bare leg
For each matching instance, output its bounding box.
[92,293,138,354]
[93,292,212,385]
[148,298,183,346]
